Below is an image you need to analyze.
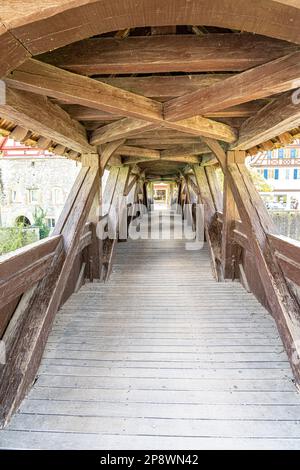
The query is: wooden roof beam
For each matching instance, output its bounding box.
[164,51,300,121]
[6,59,163,122]
[37,34,297,75]
[91,116,237,145]
[161,143,211,159]
[7,59,237,145]
[0,88,94,154]
[115,145,160,159]
[233,91,300,150]
[90,119,159,146]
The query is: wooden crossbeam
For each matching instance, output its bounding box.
[6,59,163,122]
[99,74,233,99]
[161,155,201,164]
[90,119,159,146]
[115,145,160,159]
[38,34,297,75]
[161,143,210,158]
[164,51,300,121]
[166,116,237,143]
[234,91,300,150]
[92,116,236,145]
[61,101,265,123]
[0,88,94,154]
[6,59,237,144]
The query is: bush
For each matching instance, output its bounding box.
[0,226,38,255]
[32,206,51,239]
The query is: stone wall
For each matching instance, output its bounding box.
[0,156,80,228]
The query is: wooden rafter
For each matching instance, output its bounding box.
[234,91,300,150]
[164,51,300,121]
[6,59,237,145]
[38,34,297,75]
[6,59,163,122]
[0,88,94,154]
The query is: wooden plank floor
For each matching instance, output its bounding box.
[1,211,300,449]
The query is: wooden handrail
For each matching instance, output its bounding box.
[0,235,63,310]
[218,215,300,289]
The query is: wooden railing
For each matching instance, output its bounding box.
[0,222,96,340]
[0,235,63,312]
[216,210,300,298]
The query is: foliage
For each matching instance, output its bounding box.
[0,225,37,255]
[32,206,50,239]
[249,169,273,192]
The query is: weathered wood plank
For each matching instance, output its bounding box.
[0,25,30,78]
[0,88,93,154]
[116,146,160,160]
[91,120,158,146]
[161,143,210,158]
[3,0,300,64]
[193,166,222,280]
[38,34,297,74]
[98,139,125,172]
[205,166,223,213]
[164,52,300,121]
[6,59,163,122]
[0,236,62,310]
[221,152,240,279]
[234,91,300,150]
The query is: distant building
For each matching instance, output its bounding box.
[248,140,300,210]
[0,138,80,228]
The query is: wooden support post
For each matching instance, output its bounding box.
[81,153,103,281]
[206,143,300,385]
[0,166,99,426]
[193,165,222,281]
[101,165,131,281]
[205,166,223,213]
[222,152,241,280]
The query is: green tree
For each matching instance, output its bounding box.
[249,168,273,192]
[32,206,50,239]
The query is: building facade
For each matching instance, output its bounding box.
[248,141,300,210]
[0,138,80,228]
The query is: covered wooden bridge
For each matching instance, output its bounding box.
[1,0,300,449]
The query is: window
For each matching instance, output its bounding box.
[286,169,290,180]
[290,148,297,159]
[293,169,300,180]
[46,218,56,228]
[278,149,284,159]
[29,189,39,203]
[263,169,268,179]
[267,151,272,159]
[274,169,279,180]
[11,190,17,202]
[53,187,64,204]
[294,169,300,179]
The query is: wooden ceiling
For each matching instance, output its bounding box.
[1,1,300,179]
